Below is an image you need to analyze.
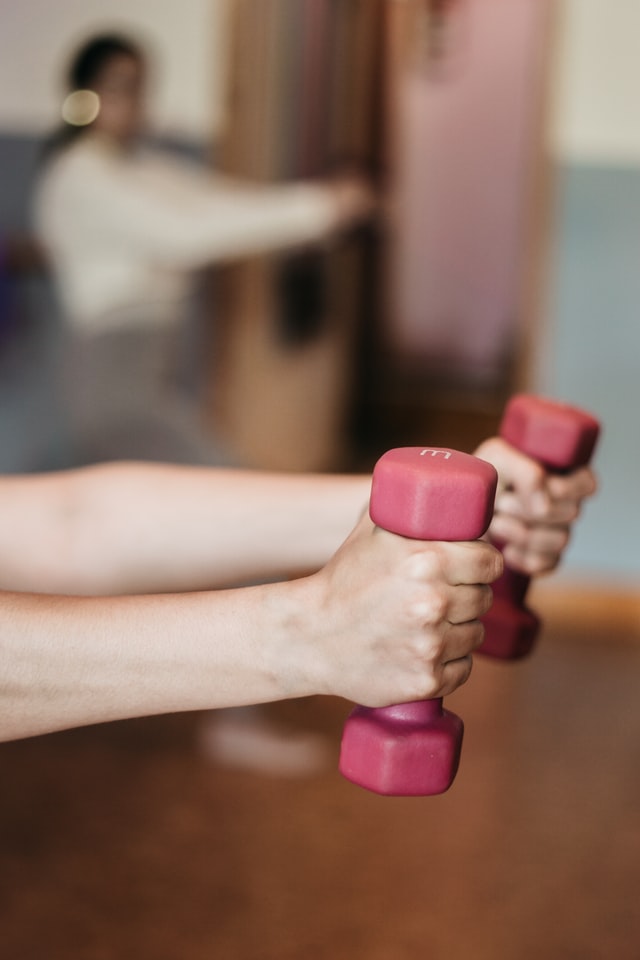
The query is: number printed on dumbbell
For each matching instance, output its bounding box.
[419,449,452,459]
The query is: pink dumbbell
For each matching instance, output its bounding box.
[478,394,600,660]
[339,447,498,797]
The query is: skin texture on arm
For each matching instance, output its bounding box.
[0,464,371,596]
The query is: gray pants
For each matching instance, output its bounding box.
[61,323,234,468]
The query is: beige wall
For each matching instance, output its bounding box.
[549,0,640,166]
[0,0,229,139]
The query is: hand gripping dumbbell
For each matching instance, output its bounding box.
[339,447,498,797]
[478,393,600,660]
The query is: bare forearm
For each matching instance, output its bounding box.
[1,515,502,744]
[0,464,369,595]
[0,579,315,741]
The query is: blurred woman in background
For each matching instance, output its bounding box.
[34,32,373,465]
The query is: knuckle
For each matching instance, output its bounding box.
[407,628,444,667]
[407,672,440,702]
[459,652,474,679]
[408,637,430,662]
[458,655,474,685]
[403,548,441,581]
[406,587,448,626]
[425,589,448,622]
[440,656,473,698]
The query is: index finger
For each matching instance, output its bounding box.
[439,540,504,586]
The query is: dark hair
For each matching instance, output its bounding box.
[67,34,144,91]
[40,33,145,164]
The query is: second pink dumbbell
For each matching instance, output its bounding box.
[339,447,498,796]
[479,393,600,660]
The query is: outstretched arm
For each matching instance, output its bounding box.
[0,463,370,596]
[37,144,375,272]
[0,446,597,599]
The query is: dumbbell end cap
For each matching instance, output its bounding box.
[478,597,541,660]
[500,394,600,471]
[339,701,464,796]
[370,447,498,541]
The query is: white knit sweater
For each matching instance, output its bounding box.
[34,134,340,333]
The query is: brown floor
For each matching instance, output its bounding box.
[2,609,640,960]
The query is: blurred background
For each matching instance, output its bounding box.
[1,0,639,584]
[1,2,639,958]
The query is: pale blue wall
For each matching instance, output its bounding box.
[537,164,640,583]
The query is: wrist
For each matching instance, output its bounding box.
[262,574,330,703]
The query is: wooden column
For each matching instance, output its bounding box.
[208,0,382,472]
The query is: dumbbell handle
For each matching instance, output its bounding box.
[491,564,530,605]
[479,394,600,659]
